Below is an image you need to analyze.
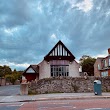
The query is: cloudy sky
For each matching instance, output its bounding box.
[0,0,110,70]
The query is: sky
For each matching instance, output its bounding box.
[0,0,110,70]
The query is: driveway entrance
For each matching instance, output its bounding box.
[0,85,20,96]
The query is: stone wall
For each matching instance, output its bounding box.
[29,77,110,94]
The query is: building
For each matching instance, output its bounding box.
[94,48,110,77]
[23,40,80,81]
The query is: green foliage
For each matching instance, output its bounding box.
[5,70,21,85]
[3,65,12,75]
[3,68,22,85]
[81,56,96,76]
[28,89,37,95]
[0,65,12,77]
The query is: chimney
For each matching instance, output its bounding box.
[108,48,110,55]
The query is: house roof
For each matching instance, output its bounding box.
[44,40,75,62]
[97,57,104,59]
[30,65,39,73]
[23,65,39,75]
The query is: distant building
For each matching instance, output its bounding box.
[94,48,110,77]
[23,40,80,81]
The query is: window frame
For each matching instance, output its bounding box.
[109,58,110,66]
[97,64,100,70]
[101,71,108,77]
[50,65,69,77]
[104,60,107,67]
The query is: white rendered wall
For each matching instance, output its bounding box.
[69,61,80,77]
[38,60,50,79]
[38,60,80,79]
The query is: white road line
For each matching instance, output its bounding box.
[62,105,73,108]
[6,103,24,107]
[73,107,76,108]
[48,102,69,105]
[38,106,75,109]
[1,96,13,101]
[85,108,103,110]
[20,103,24,106]
[7,105,20,107]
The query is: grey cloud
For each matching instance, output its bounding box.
[0,0,32,28]
[0,0,110,70]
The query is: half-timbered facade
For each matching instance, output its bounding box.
[23,40,80,81]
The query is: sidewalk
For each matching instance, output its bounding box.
[0,92,110,103]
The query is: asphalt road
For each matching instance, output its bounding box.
[0,102,24,110]
[0,86,110,110]
[0,85,20,96]
[0,99,110,110]
[19,99,110,110]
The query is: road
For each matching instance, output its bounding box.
[34,99,110,110]
[0,102,24,110]
[0,86,110,110]
[0,85,20,96]
[0,99,110,110]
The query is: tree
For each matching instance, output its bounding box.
[0,66,5,77]
[0,65,12,78]
[5,69,22,85]
[3,65,12,75]
[80,56,96,76]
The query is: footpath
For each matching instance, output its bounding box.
[0,92,110,103]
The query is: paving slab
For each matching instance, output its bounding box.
[0,93,110,103]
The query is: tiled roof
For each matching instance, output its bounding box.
[30,65,39,73]
[23,65,39,74]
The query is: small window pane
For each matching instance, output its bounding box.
[109,58,110,66]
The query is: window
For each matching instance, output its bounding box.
[101,71,108,77]
[97,64,100,70]
[51,65,69,77]
[104,60,107,67]
[109,58,110,66]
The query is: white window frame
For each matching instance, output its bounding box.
[51,65,69,77]
[98,64,100,70]
[101,71,108,77]
[104,60,107,67]
[109,58,110,66]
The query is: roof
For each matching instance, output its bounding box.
[30,65,39,73]
[23,65,39,74]
[44,40,75,62]
[97,57,104,59]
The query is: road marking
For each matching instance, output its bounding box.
[6,103,24,107]
[20,103,24,106]
[38,106,76,109]
[0,102,24,107]
[85,108,103,110]
[48,102,69,105]
[62,105,74,108]
[1,96,13,101]
[38,107,69,110]
[73,107,76,108]
[8,105,20,107]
